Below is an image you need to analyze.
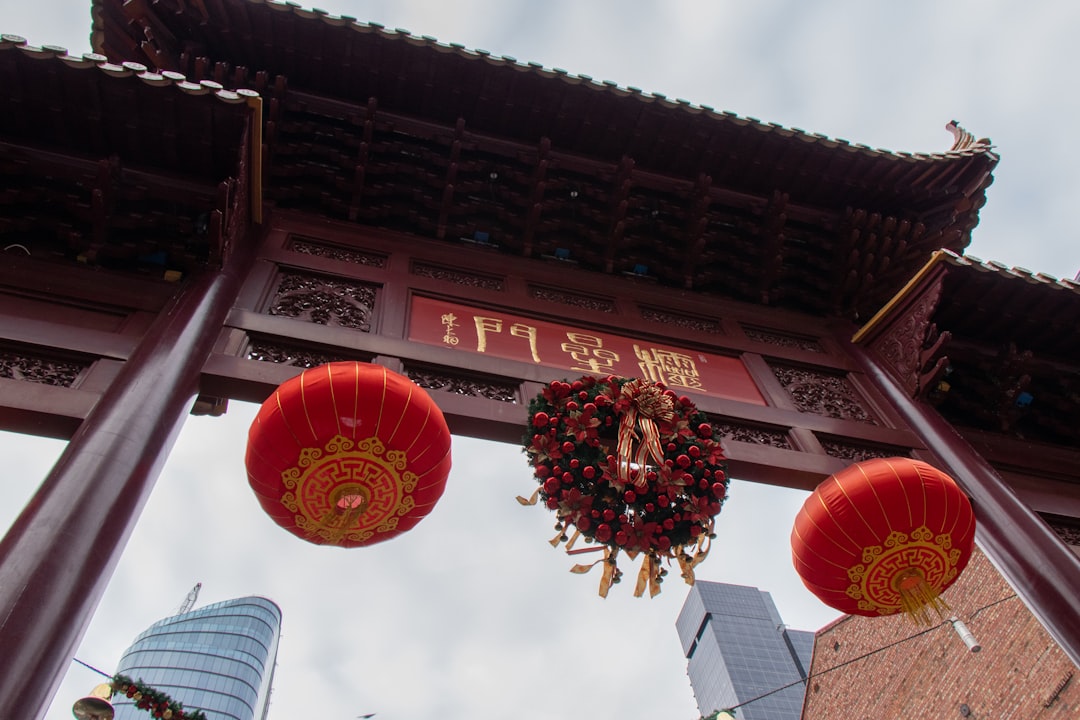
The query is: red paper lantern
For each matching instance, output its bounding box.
[246,362,452,547]
[791,457,975,623]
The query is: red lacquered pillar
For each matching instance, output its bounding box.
[852,342,1080,666]
[0,234,256,719]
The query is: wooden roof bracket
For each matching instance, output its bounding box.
[242,91,264,224]
[852,250,953,397]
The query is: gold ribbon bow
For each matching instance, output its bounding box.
[616,380,675,487]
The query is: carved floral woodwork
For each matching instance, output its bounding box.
[412,262,505,291]
[287,237,387,267]
[641,307,721,334]
[528,285,615,313]
[742,326,822,353]
[712,420,792,449]
[818,438,907,463]
[268,271,377,330]
[405,366,518,403]
[771,364,878,424]
[0,351,88,387]
[246,340,354,368]
[867,274,949,397]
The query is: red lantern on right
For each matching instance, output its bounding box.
[791,457,976,624]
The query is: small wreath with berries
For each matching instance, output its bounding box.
[520,375,728,597]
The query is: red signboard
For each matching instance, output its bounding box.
[407,295,766,405]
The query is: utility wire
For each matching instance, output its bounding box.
[721,593,1018,715]
[72,657,113,680]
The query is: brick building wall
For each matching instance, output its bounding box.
[801,547,1078,720]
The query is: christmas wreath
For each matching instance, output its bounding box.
[520,375,728,597]
[110,674,208,720]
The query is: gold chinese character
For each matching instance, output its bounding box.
[562,332,619,374]
[634,345,704,391]
[474,316,542,363]
[441,313,460,346]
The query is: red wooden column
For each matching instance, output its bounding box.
[0,234,257,719]
[851,343,1080,666]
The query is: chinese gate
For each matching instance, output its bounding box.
[2,4,1080,717]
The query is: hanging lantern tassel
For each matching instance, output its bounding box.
[896,567,951,625]
[615,379,674,486]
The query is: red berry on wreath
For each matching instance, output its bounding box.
[615,530,629,545]
[688,445,701,458]
[566,401,579,411]
[624,490,637,503]
[595,524,612,542]
[712,482,726,498]
[543,477,561,495]
[570,458,580,468]
[583,466,596,479]
[546,497,559,509]
[677,454,691,468]
[602,509,615,522]
[533,412,550,427]
[697,423,713,437]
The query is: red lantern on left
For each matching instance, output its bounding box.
[245,362,452,547]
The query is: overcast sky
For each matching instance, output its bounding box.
[2,2,1079,719]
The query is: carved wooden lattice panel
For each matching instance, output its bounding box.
[267,270,377,330]
[412,262,505,291]
[712,420,792,449]
[818,438,907,463]
[0,350,89,387]
[528,285,615,313]
[640,307,722,333]
[1041,514,1080,547]
[246,339,360,368]
[287,237,387,267]
[743,326,823,353]
[771,364,878,424]
[404,366,518,403]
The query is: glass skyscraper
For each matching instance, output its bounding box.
[676,582,813,720]
[113,596,281,720]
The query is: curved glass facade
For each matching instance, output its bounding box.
[113,596,281,720]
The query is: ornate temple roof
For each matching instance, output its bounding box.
[855,250,1080,448]
[80,1,998,316]
[0,36,254,273]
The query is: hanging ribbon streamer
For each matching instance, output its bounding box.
[516,488,540,506]
[633,553,663,598]
[615,380,674,486]
[570,547,620,597]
